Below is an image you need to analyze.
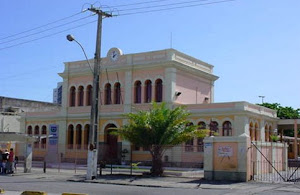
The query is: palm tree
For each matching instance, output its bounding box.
[113,102,208,176]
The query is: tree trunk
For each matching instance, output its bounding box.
[150,146,163,176]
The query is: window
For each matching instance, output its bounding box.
[185,139,194,152]
[78,86,84,106]
[222,121,232,136]
[86,85,92,106]
[84,124,90,150]
[69,86,76,107]
[76,124,82,149]
[67,125,74,149]
[104,83,112,105]
[197,138,204,152]
[209,121,219,136]
[145,80,152,103]
[34,126,40,149]
[134,81,142,103]
[185,122,194,152]
[41,125,47,149]
[155,79,163,102]
[198,121,206,130]
[27,126,32,135]
[114,82,121,104]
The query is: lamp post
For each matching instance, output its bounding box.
[258,96,265,104]
[66,33,100,180]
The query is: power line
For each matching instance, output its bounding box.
[0,15,95,45]
[0,0,236,51]
[117,0,215,12]
[118,0,235,16]
[0,11,84,41]
[0,19,97,51]
[108,0,172,8]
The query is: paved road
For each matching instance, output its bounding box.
[1,169,300,195]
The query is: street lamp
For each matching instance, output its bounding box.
[66,34,100,179]
[258,96,265,104]
[66,34,93,73]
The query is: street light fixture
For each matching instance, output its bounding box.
[258,96,265,104]
[66,34,100,179]
[66,34,93,73]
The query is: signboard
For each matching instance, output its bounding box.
[46,124,59,163]
[217,146,233,157]
[204,143,212,154]
[49,124,59,145]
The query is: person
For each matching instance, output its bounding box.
[2,149,9,174]
[7,148,14,174]
[0,150,3,174]
[14,156,18,171]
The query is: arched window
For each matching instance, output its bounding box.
[197,121,206,152]
[185,122,194,152]
[265,125,269,142]
[222,121,232,136]
[209,121,219,136]
[67,125,74,149]
[78,86,84,106]
[84,124,90,150]
[41,125,47,149]
[134,81,142,104]
[250,122,254,141]
[114,82,121,104]
[27,126,32,135]
[86,85,92,106]
[76,124,82,149]
[145,80,152,103]
[34,126,40,149]
[104,83,112,105]
[255,123,259,141]
[69,86,76,107]
[155,79,163,102]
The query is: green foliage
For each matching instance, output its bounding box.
[112,102,208,176]
[258,103,300,119]
[270,135,279,142]
[114,102,207,149]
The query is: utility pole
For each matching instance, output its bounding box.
[87,6,112,180]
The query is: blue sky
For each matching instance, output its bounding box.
[0,0,299,109]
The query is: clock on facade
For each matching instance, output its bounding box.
[107,48,123,62]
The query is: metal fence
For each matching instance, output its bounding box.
[17,143,204,176]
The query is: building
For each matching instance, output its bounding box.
[0,96,59,158]
[23,48,280,170]
[53,82,63,105]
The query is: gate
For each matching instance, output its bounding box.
[251,141,300,182]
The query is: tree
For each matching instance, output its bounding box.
[258,103,300,119]
[258,103,300,136]
[113,102,208,176]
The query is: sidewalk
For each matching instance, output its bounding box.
[6,167,300,193]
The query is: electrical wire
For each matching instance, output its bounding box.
[117,0,215,12]
[0,11,84,41]
[118,0,235,16]
[0,15,95,45]
[0,19,97,51]
[0,0,236,51]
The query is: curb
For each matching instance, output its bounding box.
[21,191,47,195]
[0,188,4,194]
[62,193,88,195]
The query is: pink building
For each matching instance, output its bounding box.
[22,48,281,179]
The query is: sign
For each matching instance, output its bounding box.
[204,143,212,154]
[217,146,233,157]
[49,124,59,145]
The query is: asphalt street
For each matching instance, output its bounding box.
[0,168,300,195]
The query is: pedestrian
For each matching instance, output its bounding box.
[7,148,14,174]
[14,156,18,171]
[2,149,9,174]
[0,150,3,174]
